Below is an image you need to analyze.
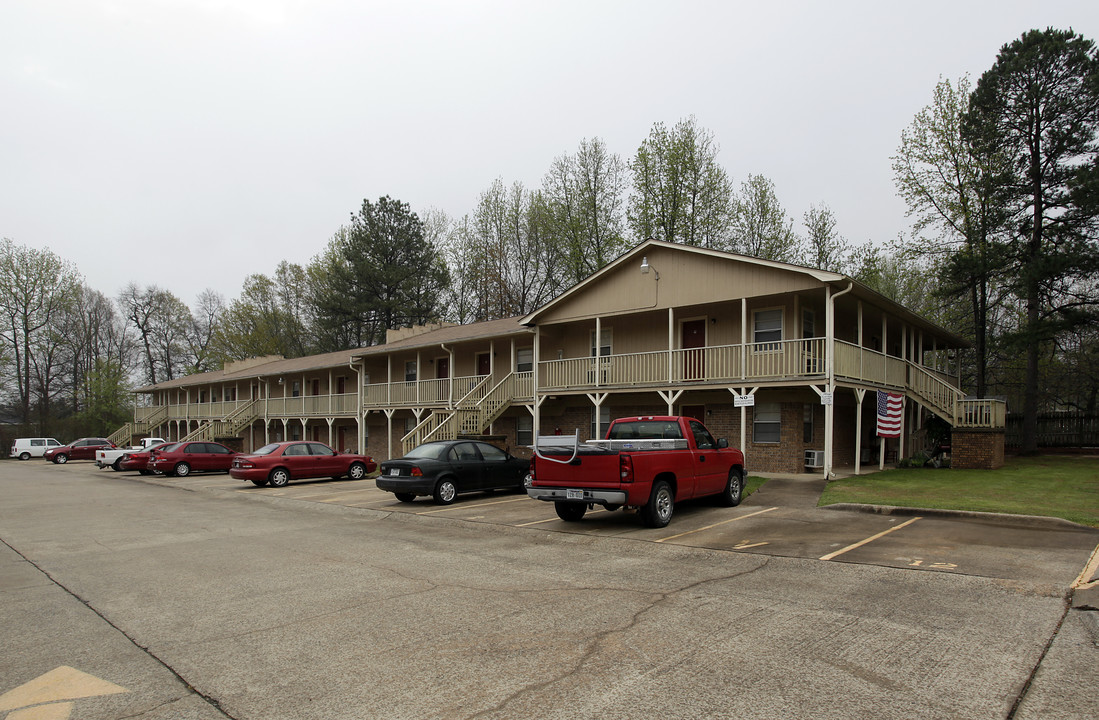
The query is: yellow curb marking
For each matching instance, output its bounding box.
[656,506,779,543]
[732,541,770,550]
[820,517,922,561]
[1071,542,1099,590]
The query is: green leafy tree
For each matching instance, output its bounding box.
[893,75,1009,397]
[543,138,628,281]
[964,27,1099,452]
[0,239,81,426]
[728,174,800,262]
[313,196,449,347]
[74,359,132,435]
[800,203,849,272]
[215,269,310,359]
[467,180,563,319]
[628,116,734,248]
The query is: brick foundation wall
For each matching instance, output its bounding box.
[951,429,1005,469]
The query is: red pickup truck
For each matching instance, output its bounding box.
[526,416,746,528]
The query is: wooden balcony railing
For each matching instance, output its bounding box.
[130,345,1007,434]
[539,338,828,390]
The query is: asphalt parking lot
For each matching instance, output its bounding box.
[119,464,1099,595]
[5,460,1099,719]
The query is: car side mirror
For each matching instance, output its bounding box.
[717,438,729,449]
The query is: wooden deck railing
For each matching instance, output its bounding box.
[129,344,1007,437]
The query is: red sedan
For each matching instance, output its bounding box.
[120,442,174,474]
[230,442,376,487]
[149,441,239,477]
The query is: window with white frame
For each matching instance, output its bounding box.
[754,309,783,349]
[516,415,533,446]
[591,405,610,440]
[753,402,782,443]
[405,361,417,382]
[590,328,612,357]
[516,348,533,372]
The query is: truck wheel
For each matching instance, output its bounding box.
[720,469,744,507]
[433,478,457,505]
[19,452,31,461]
[554,502,586,522]
[112,458,123,471]
[641,480,674,528]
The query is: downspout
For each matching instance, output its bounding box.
[441,343,454,409]
[825,282,854,478]
[350,358,363,454]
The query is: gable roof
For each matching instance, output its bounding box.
[522,238,969,347]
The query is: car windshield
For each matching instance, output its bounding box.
[253,444,281,456]
[404,444,447,460]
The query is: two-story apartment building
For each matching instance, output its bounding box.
[120,240,1005,474]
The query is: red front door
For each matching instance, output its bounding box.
[437,357,450,379]
[682,319,706,379]
[477,353,491,376]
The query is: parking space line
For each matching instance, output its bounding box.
[819,516,922,561]
[1071,542,1099,590]
[655,506,779,543]
[415,496,529,515]
[514,507,610,527]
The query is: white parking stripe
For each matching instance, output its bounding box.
[415,496,528,515]
[655,507,779,543]
[820,517,922,561]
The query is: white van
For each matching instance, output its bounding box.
[10,438,63,460]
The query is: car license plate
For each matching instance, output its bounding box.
[389,468,400,476]
[566,489,583,500]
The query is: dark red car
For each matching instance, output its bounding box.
[230,441,376,487]
[43,437,115,464]
[149,441,239,477]
[119,442,175,474]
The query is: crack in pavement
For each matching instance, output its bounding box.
[465,556,774,719]
[1,536,239,720]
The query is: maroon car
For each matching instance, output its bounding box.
[120,442,175,474]
[230,441,376,487]
[43,437,115,464]
[149,441,239,477]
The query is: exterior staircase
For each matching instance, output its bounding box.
[401,372,532,454]
[906,363,1005,429]
[108,405,168,446]
[178,400,260,443]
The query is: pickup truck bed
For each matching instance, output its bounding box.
[96,438,167,470]
[526,416,745,528]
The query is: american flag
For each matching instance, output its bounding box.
[876,391,904,438]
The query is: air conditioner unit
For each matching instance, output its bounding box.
[804,450,825,468]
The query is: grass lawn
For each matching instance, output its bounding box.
[819,455,1099,528]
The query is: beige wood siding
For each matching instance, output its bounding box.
[536,247,822,324]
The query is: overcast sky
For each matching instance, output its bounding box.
[3,1,1098,307]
